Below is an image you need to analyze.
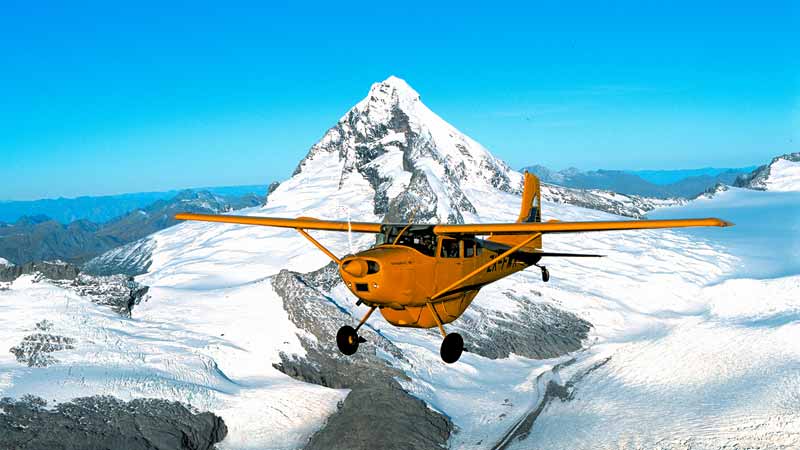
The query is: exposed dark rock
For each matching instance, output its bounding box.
[267,181,281,195]
[0,260,81,282]
[450,293,592,360]
[385,170,440,223]
[68,274,150,316]
[271,269,406,388]
[9,333,76,367]
[302,261,344,292]
[305,383,451,450]
[0,395,227,450]
[0,261,150,317]
[270,268,453,450]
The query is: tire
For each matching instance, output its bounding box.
[336,325,359,355]
[440,333,464,364]
[542,267,550,283]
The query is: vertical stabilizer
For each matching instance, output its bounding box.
[488,171,543,249]
[517,171,542,223]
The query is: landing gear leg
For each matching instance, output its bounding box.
[336,305,376,356]
[426,301,464,364]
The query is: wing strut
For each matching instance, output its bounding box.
[430,233,542,302]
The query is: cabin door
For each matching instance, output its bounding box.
[435,236,463,293]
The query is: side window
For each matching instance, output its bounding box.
[463,239,475,257]
[439,238,460,258]
[475,240,483,256]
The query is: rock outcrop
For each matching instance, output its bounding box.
[270,264,453,450]
[0,396,227,450]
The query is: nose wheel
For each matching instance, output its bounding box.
[335,305,375,356]
[336,325,363,355]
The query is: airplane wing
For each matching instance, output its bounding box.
[432,218,732,235]
[175,214,731,236]
[174,213,383,233]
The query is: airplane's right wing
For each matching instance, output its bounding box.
[433,218,733,236]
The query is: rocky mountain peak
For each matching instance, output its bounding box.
[286,76,522,224]
[359,75,421,113]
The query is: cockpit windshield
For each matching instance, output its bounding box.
[375,225,437,256]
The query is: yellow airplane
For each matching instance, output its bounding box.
[176,173,731,363]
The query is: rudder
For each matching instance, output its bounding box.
[488,171,543,250]
[517,171,542,223]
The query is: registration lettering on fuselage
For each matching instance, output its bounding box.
[486,255,516,273]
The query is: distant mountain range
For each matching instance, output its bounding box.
[0,184,271,224]
[521,165,756,198]
[0,189,265,266]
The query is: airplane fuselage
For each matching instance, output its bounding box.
[339,236,540,329]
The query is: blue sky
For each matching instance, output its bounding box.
[1,1,797,200]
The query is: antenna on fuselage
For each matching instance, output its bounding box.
[392,206,419,245]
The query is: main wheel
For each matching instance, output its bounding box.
[336,325,360,355]
[542,267,550,283]
[440,333,464,364]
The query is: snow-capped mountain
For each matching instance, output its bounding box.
[735,152,800,192]
[2,77,799,450]
[293,75,521,224]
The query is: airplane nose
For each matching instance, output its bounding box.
[342,258,369,277]
[341,258,380,278]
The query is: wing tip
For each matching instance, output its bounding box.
[713,218,735,227]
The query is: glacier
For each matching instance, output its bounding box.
[521,186,800,449]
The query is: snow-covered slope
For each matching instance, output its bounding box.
[2,77,798,450]
[653,186,800,279]
[523,190,800,449]
[763,157,800,191]
[735,152,800,192]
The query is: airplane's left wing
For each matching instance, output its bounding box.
[174,213,383,233]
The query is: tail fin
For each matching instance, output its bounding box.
[488,171,543,250]
[517,171,542,223]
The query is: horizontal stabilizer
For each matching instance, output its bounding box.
[530,251,604,258]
